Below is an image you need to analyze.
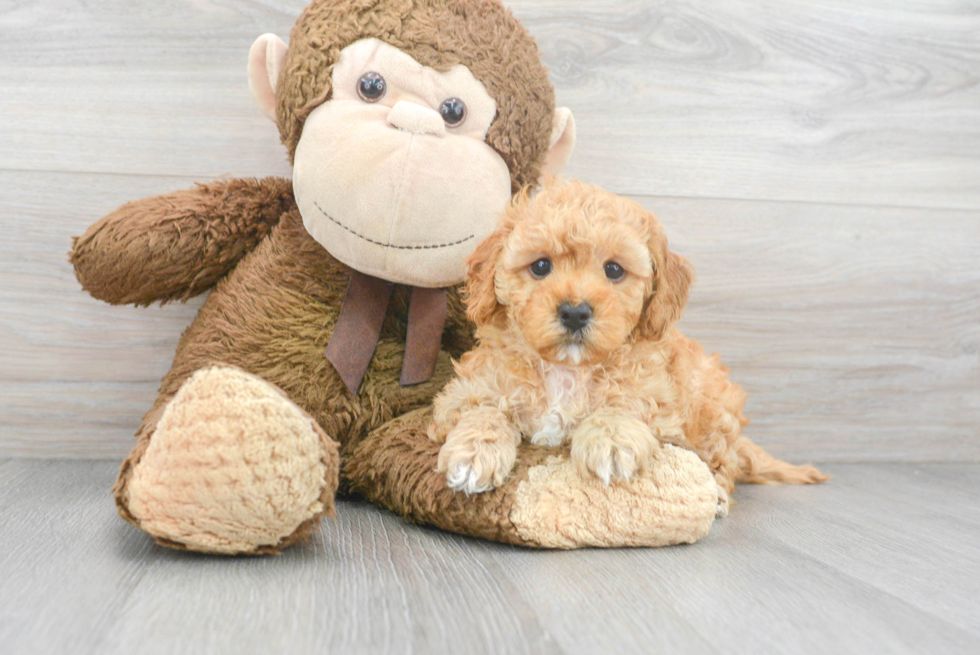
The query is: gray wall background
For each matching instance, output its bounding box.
[1,0,977,461]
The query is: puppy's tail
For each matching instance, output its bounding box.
[734,437,829,485]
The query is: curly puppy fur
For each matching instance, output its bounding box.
[429,179,828,512]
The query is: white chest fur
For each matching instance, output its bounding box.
[529,363,590,447]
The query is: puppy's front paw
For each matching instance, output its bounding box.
[573,437,640,485]
[444,460,494,495]
[438,431,518,495]
[571,411,659,486]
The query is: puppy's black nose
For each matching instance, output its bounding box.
[558,302,592,333]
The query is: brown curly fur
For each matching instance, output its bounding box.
[70,178,294,306]
[429,180,828,509]
[99,201,478,549]
[69,0,558,552]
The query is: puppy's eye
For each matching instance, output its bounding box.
[439,97,466,126]
[604,262,626,281]
[357,72,386,102]
[529,258,552,279]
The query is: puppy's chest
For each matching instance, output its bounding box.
[525,364,593,447]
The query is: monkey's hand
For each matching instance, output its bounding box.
[571,410,661,486]
[70,177,293,306]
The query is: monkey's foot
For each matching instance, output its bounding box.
[120,366,340,555]
[348,408,718,549]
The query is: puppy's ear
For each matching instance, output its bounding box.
[639,235,695,341]
[464,223,509,327]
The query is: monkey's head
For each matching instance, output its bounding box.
[247,0,575,288]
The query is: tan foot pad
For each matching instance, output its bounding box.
[347,408,717,549]
[124,366,339,554]
[509,447,716,548]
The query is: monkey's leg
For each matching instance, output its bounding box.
[346,408,718,549]
[115,366,340,555]
[71,177,293,306]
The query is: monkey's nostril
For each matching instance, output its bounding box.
[558,301,592,333]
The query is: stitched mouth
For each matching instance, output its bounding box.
[315,201,475,251]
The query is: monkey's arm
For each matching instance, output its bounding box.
[70,177,293,305]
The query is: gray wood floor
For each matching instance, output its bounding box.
[1,459,978,655]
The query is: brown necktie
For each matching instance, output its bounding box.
[325,271,447,395]
[400,286,448,386]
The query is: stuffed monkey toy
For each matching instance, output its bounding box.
[70,0,718,555]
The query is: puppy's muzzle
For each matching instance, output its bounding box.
[558,301,592,334]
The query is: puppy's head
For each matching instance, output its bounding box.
[465,179,694,366]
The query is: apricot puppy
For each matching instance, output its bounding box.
[429,179,827,514]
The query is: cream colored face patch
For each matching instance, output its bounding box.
[293,38,512,288]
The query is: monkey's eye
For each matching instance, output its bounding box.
[529,258,552,279]
[439,97,466,126]
[604,262,626,281]
[356,72,386,102]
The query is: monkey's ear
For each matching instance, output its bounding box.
[539,108,576,179]
[248,34,288,121]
